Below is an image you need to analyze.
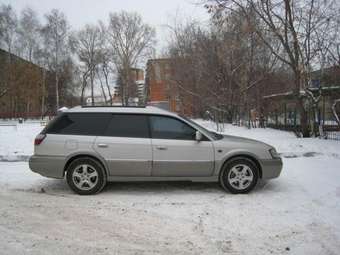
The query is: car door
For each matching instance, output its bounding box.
[94,114,152,176]
[149,115,215,177]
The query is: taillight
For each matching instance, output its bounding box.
[34,134,46,145]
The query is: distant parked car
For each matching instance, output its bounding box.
[29,106,282,195]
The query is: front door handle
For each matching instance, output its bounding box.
[156,146,168,151]
[97,143,108,148]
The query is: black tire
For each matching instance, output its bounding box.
[66,157,107,195]
[219,157,259,194]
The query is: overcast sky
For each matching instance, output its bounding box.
[2,0,210,54]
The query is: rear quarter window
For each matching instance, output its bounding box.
[44,113,111,136]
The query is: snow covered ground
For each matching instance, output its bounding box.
[0,121,42,161]
[0,120,340,254]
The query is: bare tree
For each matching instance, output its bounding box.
[97,22,115,105]
[207,0,339,137]
[0,4,18,54]
[41,9,70,111]
[74,24,103,105]
[107,11,156,105]
[166,12,278,128]
[17,7,41,63]
[99,56,114,105]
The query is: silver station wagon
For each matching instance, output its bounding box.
[29,106,282,195]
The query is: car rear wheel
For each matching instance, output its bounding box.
[66,157,106,195]
[219,157,259,194]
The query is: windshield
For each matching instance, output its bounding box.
[180,116,224,140]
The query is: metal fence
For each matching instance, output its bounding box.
[266,122,340,140]
[320,125,340,141]
[0,111,56,119]
[323,131,340,140]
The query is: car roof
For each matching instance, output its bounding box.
[65,106,179,117]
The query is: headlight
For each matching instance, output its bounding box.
[269,148,280,159]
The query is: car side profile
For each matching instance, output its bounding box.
[29,106,282,195]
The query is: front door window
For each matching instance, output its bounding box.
[150,116,196,140]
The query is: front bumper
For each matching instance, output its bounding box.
[29,155,65,179]
[259,158,283,179]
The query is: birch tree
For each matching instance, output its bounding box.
[107,11,156,105]
[97,22,114,105]
[17,7,41,63]
[41,9,70,111]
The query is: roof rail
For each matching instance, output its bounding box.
[80,105,146,108]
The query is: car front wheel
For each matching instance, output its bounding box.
[219,157,259,194]
[66,157,107,195]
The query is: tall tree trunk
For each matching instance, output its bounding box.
[297,98,309,137]
[80,70,90,106]
[122,70,127,106]
[103,67,113,105]
[26,101,30,119]
[81,76,87,106]
[55,72,59,111]
[294,69,310,137]
[90,69,94,106]
[97,70,107,104]
[41,69,46,118]
[80,86,86,106]
[7,51,13,117]
[123,64,130,106]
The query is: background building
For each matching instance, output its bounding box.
[0,49,79,118]
[145,58,194,115]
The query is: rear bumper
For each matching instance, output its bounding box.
[259,158,283,179]
[29,155,65,179]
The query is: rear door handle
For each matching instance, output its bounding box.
[97,143,108,148]
[156,146,167,150]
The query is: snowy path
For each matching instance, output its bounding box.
[0,122,340,254]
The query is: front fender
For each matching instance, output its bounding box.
[214,149,262,176]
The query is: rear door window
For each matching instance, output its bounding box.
[44,113,111,136]
[104,114,149,138]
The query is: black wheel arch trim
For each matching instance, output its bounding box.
[63,152,109,178]
[219,154,263,179]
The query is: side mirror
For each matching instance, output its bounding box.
[195,131,203,142]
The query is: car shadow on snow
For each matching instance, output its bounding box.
[103,181,223,194]
[101,179,285,195]
[14,178,285,196]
